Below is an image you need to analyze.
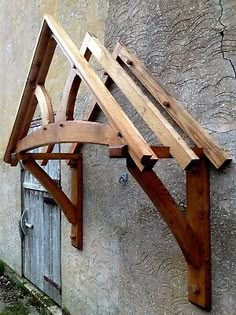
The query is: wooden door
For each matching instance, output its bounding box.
[21,144,62,305]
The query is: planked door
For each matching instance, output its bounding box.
[21,142,62,305]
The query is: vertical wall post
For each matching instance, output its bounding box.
[70,156,83,250]
[186,156,211,310]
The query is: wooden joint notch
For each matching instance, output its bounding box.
[109,145,172,159]
[70,157,83,250]
[109,145,128,158]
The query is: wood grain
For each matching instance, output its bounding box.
[16,121,122,153]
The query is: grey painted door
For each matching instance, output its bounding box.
[21,145,62,305]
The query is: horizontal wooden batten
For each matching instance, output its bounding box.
[13,153,82,161]
[84,33,199,170]
[16,121,122,153]
[117,43,231,169]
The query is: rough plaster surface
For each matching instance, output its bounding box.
[63,0,235,314]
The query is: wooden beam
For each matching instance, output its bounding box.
[44,15,157,171]
[23,160,75,224]
[56,41,92,123]
[186,158,211,310]
[34,84,55,166]
[127,156,202,268]
[4,19,57,164]
[109,145,128,158]
[13,153,82,161]
[68,42,122,160]
[84,33,198,170]
[109,145,172,159]
[70,158,83,250]
[55,69,80,122]
[16,121,122,153]
[117,42,231,169]
[34,85,54,125]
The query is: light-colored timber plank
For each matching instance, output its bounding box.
[55,69,80,122]
[68,42,121,159]
[34,84,55,165]
[44,15,157,170]
[23,160,75,224]
[117,43,231,169]
[45,42,92,165]
[84,33,198,170]
[4,19,57,164]
[35,85,54,125]
[16,121,122,153]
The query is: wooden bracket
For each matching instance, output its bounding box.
[22,157,84,249]
[127,151,211,309]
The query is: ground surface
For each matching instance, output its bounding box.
[0,274,46,315]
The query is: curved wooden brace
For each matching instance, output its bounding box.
[56,69,80,122]
[23,160,75,224]
[127,156,202,268]
[16,121,122,153]
[35,84,54,125]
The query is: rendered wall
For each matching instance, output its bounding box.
[62,0,236,314]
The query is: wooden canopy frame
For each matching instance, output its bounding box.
[4,15,231,310]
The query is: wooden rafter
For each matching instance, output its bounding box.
[83,33,199,170]
[4,15,231,311]
[114,42,231,169]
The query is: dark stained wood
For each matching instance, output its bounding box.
[14,153,82,161]
[23,160,76,224]
[127,156,202,268]
[70,158,83,250]
[109,146,171,159]
[186,158,211,310]
[109,145,128,158]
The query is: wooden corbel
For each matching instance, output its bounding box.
[21,155,83,249]
[126,149,211,309]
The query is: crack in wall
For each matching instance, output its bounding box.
[219,0,236,78]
